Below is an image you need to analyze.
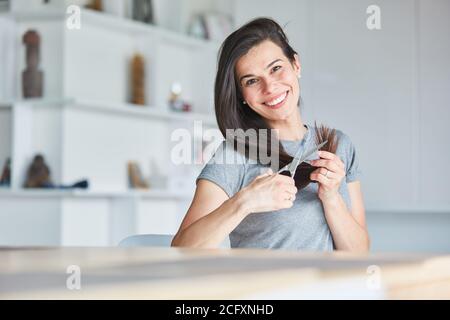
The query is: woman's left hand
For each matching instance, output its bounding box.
[309,150,346,202]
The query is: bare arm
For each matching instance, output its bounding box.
[171,179,247,248]
[310,151,370,252]
[321,181,370,252]
[171,170,297,248]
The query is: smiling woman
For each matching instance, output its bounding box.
[171,18,369,252]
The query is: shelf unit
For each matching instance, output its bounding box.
[0,5,224,246]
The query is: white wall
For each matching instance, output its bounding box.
[417,0,450,206]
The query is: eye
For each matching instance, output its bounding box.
[271,65,282,73]
[245,78,258,86]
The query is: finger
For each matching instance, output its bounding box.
[275,174,295,185]
[259,168,273,176]
[256,168,273,179]
[281,199,295,209]
[284,185,298,195]
[317,151,345,170]
[315,167,336,180]
[310,171,332,186]
[310,159,342,174]
[317,150,336,160]
[284,191,295,200]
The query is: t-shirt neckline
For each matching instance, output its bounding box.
[280,124,311,144]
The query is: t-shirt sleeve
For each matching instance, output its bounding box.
[337,131,363,183]
[196,141,246,198]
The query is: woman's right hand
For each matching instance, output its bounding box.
[236,168,297,215]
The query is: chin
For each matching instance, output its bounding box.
[262,104,296,121]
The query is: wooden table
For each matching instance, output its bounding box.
[1,247,449,299]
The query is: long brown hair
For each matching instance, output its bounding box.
[215,18,337,172]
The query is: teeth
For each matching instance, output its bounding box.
[266,92,287,106]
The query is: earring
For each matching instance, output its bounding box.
[242,101,247,105]
[298,74,302,79]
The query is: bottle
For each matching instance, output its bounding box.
[130,53,146,105]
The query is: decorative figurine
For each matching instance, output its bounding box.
[24,154,88,189]
[130,53,146,105]
[132,0,154,24]
[168,82,191,112]
[22,30,43,98]
[128,161,149,189]
[24,154,51,188]
[86,0,103,11]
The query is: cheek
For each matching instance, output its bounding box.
[242,88,259,104]
[285,72,300,96]
[282,70,298,87]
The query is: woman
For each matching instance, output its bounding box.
[171,18,369,252]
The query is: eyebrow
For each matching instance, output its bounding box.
[239,58,283,83]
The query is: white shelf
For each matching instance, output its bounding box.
[71,99,217,125]
[2,8,222,52]
[0,188,192,200]
[81,9,222,51]
[12,98,217,125]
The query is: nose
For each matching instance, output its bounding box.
[262,78,276,95]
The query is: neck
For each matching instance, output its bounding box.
[267,109,307,141]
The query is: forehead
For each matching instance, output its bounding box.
[235,40,285,75]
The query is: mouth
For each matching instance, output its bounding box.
[263,91,289,109]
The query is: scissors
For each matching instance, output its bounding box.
[277,140,328,177]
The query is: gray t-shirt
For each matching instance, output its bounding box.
[196,124,362,251]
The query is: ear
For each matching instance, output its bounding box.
[293,54,301,76]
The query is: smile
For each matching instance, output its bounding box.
[263,91,288,109]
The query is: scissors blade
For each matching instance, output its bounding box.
[299,140,328,163]
[276,140,329,175]
[287,144,305,174]
[277,143,303,174]
[289,140,328,176]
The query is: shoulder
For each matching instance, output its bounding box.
[309,125,357,161]
[308,125,354,152]
[198,139,248,198]
[207,139,248,165]
[334,129,354,149]
[334,129,356,157]
[333,129,361,176]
